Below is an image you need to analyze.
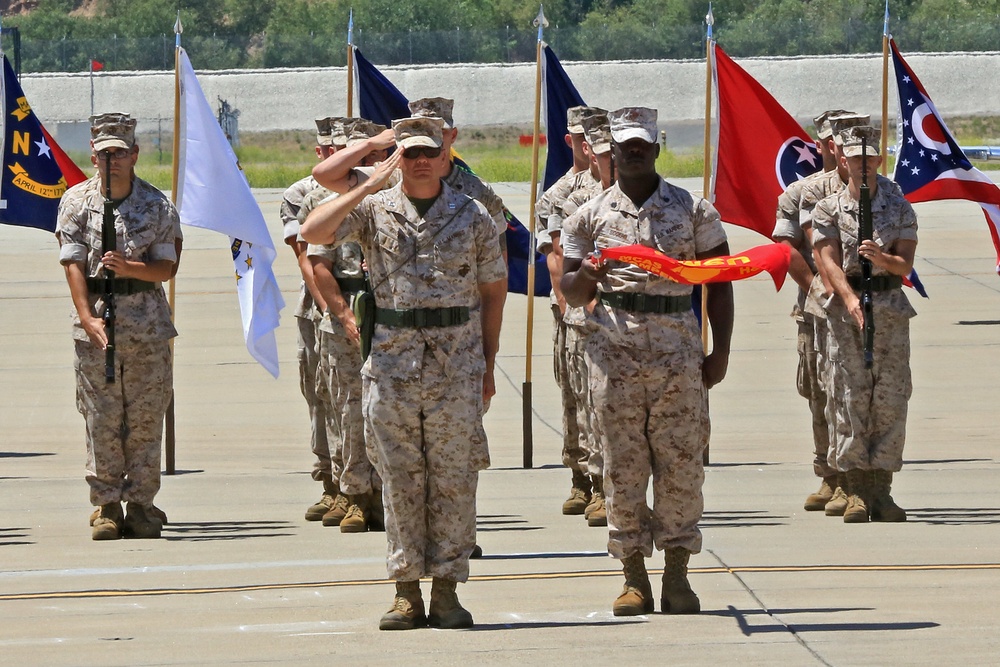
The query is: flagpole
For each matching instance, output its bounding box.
[346,10,354,116]
[89,59,94,117]
[522,5,548,470]
[701,6,715,466]
[880,1,890,175]
[165,12,183,476]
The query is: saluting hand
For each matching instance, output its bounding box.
[367,148,403,192]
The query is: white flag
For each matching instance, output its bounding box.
[175,47,284,377]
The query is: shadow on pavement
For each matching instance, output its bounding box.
[0,526,34,546]
[701,509,788,528]
[718,605,939,635]
[0,451,55,458]
[467,619,645,631]
[163,520,295,541]
[905,507,1000,525]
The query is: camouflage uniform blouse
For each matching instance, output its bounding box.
[56,174,180,344]
[332,181,507,375]
[562,178,726,349]
[811,175,918,317]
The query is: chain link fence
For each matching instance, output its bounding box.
[3,17,999,73]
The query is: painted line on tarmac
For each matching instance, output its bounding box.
[1,561,999,602]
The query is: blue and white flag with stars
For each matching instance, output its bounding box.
[891,38,1000,274]
[175,47,284,377]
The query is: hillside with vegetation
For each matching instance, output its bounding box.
[2,0,999,72]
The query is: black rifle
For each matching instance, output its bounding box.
[858,136,875,369]
[102,151,116,383]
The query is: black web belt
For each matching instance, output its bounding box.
[335,277,367,294]
[374,306,470,328]
[86,277,158,295]
[847,275,903,291]
[599,291,690,315]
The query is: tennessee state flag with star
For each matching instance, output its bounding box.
[890,38,1000,274]
[1,54,86,232]
[710,43,821,238]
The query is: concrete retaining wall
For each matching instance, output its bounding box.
[19,50,999,152]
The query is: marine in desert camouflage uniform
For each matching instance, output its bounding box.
[812,125,917,525]
[773,110,870,514]
[57,112,181,541]
[306,119,388,533]
[301,117,506,631]
[534,106,606,516]
[280,116,344,523]
[554,111,613,527]
[562,107,733,617]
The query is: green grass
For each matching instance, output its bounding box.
[65,122,1000,194]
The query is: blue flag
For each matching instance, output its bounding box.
[1,55,86,232]
[354,47,410,126]
[541,45,586,191]
[353,46,549,296]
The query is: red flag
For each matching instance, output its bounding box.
[711,44,821,237]
[600,243,791,291]
[40,124,87,188]
[90,60,104,71]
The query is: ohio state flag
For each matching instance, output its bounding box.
[710,44,821,238]
[891,38,1000,274]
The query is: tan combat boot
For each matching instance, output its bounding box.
[870,470,907,522]
[305,476,338,521]
[843,469,870,524]
[340,492,371,533]
[613,552,654,616]
[124,502,163,539]
[379,580,426,631]
[428,578,474,629]
[562,469,592,515]
[91,502,124,541]
[586,476,607,527]
[804,475,838,511]
[661,547,700,614]
[824,473,848,516]
[92,503,167,526]
[321,491,351,527]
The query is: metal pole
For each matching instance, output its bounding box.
[523,6,548,469]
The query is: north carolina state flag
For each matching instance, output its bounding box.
[600,243,791,291]
[711,44,821,237]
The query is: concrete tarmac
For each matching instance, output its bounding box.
[1,179,999,666]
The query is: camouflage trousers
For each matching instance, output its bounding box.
[796,313,835,478]
[565,324,600,477]
[363,344,485,582]
[824,305,912,472]
[297,316,333,481]
[587,331,707,558]
[74,338,172,507]
[552,308,587,473]
[319,328,378,495]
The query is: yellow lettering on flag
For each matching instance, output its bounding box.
[11,97,32,121]
[7,163,68,199]
[11,131,30,156]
